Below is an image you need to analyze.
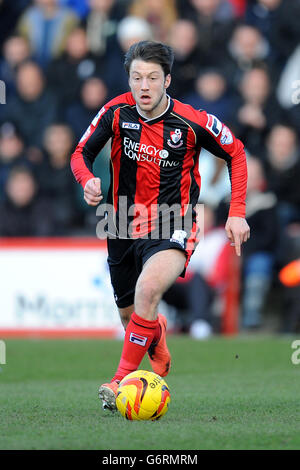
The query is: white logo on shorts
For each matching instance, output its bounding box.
[170,230,187,249]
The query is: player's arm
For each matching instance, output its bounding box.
[70,106,113,206]
[197,111,250,256]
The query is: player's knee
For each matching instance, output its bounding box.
[136,279,161,309]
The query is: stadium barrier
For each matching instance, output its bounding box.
[0,238,120,338]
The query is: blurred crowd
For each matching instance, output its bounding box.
[1,0,300,333]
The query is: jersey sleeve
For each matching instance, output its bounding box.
[70,104,114,189]
[196,111,247,218]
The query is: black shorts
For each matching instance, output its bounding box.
[107,237,192,309]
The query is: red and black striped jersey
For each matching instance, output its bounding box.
[71,92,247,237]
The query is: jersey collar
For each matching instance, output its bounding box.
[135,95,174,125]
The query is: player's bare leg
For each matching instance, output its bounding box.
[134,249,186,321]
[134,249,186,376]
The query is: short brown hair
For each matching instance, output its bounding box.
[124,41,174,77]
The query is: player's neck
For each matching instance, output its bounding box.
[136,95,170,121]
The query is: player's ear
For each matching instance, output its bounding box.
[164,74,171,89]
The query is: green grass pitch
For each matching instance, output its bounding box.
[0,335,299,450]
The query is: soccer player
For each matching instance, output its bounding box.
[70,41,250,411]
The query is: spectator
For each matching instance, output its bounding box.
[64,77,108,140]
[128,0,178,43]
[227,0,246,18]
[0,165,55,236]
[59,0,90,19]
[83,0,123,57]
[180,0,236,65]
[0,122,28,200]
[245,0,300,70]
[1,60,58,148]
[0,34,32,100]
[167,19,206,99]
[183,68,236,123]
[232,66,283,155]
[64,76,111,229]
[116,16,153,53]
[222,24,271,88]
[263,124,300,229]
[38,123,77,234]
[47,26,105,112]
[17,0,79,68]
[0,0,30,49]
[241,157,278,329]
[276,44,300,110]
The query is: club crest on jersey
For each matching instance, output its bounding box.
[122,122,140,130]
[167,128,183,148]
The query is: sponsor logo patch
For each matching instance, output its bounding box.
[122,122,140,130]
[206,114,222,137]
[129,333,148,347]
[220,125,233,145]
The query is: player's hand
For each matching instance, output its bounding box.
[225,216,250,257]
[84,177,103,206]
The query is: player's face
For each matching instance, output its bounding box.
[129,59,171,119]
